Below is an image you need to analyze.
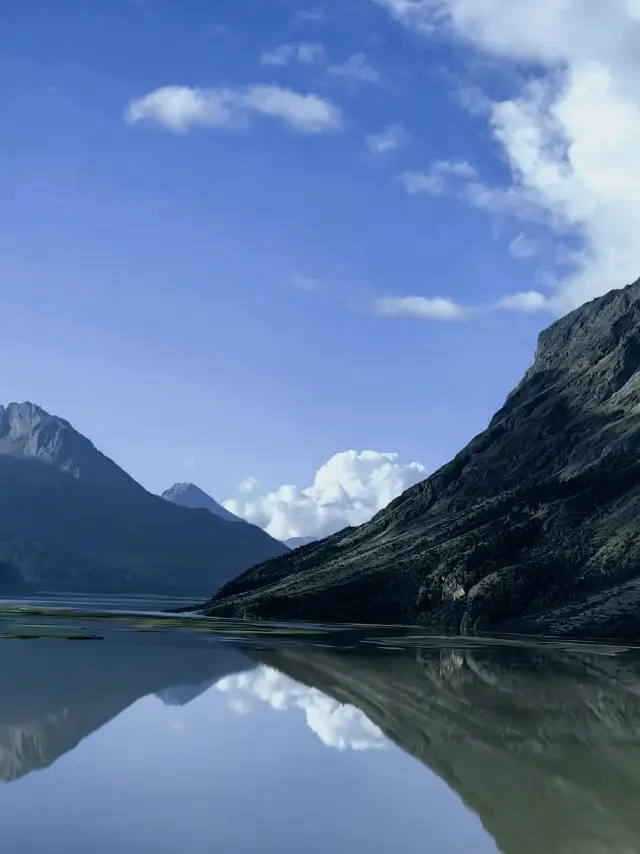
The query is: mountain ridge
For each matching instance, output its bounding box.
[162,482,246,523]
[206,278,640,638]
[0,403,288,597]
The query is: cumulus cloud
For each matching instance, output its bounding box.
[261,43,324,66]
[125,85,342,134]
[328,53,382,84]
[375,0,640,313]
[222,450,427,540]
[366,123,411,155]
[217,667,388,751]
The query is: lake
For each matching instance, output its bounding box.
[1,602,639,854]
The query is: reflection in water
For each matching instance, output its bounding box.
[217,666,387,751]
[260,643,640,854]
[0,640,250,781]
[2,625,640,854]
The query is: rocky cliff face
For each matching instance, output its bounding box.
[207,279,640,638]
[0,402,288,597]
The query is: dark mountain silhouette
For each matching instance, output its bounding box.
[206,278,640,638]
[162,482,246,523]
[260,642,640,854]
[0,640,250,782]
[284,536,316,549]
[0,561,33,597]
[0,402,287,597]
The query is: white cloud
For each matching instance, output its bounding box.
[398,159,476,195]
[237,476,260,494]
[126,85,342,134]
[433,158,477,178]
[398,171,445,195]
[375,0,640,313]
[328,53,381,84]
[374,295,469,320]
[261,43,324,66]
[217,667,388,751]
[509,233,540,259]
[222,450,427,540]
[366,123,411,155]
[374,290,553,320]
[493,290,550,312]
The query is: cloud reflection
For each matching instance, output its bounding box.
[217,666,387,751]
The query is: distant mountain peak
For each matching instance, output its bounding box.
[161,482,245,523]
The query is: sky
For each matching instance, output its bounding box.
[3,0,640,539]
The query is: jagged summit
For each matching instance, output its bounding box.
[206,277,640,639]
[162,482,245,523]
[0,401,139,489]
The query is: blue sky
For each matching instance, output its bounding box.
[2,0,636,535]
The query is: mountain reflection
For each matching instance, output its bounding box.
[0,640,250,781]
[257,642,640,854]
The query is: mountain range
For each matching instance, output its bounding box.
[205,278,640,639]
[0,402,287,598]
[162,482,316,550]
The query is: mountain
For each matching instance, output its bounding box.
[259,643,640,854]
[0,640,250,781]
[284,537,316,550]
[0,402,288,597]
[163,483,311,550]
[206,278,640,638]
[162,482,246,523]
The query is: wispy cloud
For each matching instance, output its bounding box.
[509,233,540,260]
[398,158,477,195]
[366,123,410,155]
[398,171,445,195]
[261,42,324,67]
[374,290,552,322]
[374,0,640,313]
[292,274,322,292]
[328,53,381,85]
[296,9,324,23]
[374,296,469,321]
[125,85,342,134]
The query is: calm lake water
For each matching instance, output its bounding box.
[1,601,639,854]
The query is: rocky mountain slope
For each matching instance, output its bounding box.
[0,402,287,597]
[260,642,640,854]
[284,536,317,549]
[206,278,640,638]
[162,482,246,523]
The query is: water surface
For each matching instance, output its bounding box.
[1,602,639,854]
